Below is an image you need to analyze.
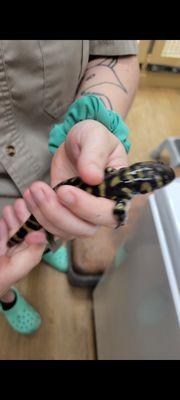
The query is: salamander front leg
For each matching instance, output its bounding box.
[113,187,133,228]
[104,166,117,177]
[113,199,128,229]
[105,166,116,173]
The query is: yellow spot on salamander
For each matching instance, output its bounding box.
[156,176,164,187]
[98,182,106,197]
[13,234,22,242]
[140,182,152,193]
[115,203,125,209]
[123,171,132,181]
[23,223,33,233]
[86,187,93,194]
[106,166,115,173]
[137,169,145,178]
[121,187,132,195]
[110,176,121,187]
[28,218,39,228]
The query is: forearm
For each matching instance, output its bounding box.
[76,55,140,119]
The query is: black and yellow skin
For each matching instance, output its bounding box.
[7,161,175,251]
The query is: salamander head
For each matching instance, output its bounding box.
[152,161,175,184]
[120,161,175,193]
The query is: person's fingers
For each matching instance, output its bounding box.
[24,188,67,237]
[2,205,20,237]
[4,241,47,285]
[1,199,47,248]
[66,121,117,185]
[24,182,99,238]
[0,236,47,297]
[50,144,77,187]
[107,141,128,169]
[78,123,117,185]
[13,198,48,245]
[25,231,75,245]
[13,198,31,224]
[0,219,8,255]
[56,184,117,228]
[23,230,48,245]
[0,193,75,247]
[1,198,31,244]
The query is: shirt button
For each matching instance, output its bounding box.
[5,145,16,157]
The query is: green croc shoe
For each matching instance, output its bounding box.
[0,287,42,335]
[42,243,69,272]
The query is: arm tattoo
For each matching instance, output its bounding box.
[80,57,128,105]
[85,73,96,81]
[81,91,113,110]
[81,81,126,92]
[86,57,128,94]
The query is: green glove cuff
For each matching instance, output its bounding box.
[48,95,131,154]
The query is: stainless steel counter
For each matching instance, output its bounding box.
[93,179,180,359]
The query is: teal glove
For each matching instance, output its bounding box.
[48,95,131,154]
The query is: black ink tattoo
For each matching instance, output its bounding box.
[85,57,128,94]
[81,91,113,110]
[85,73,96,81]
[81,81,126,93]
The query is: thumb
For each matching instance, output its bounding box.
[77,125,116,185]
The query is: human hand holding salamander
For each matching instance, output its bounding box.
[1,120,128,254]
[0,120,175,295]
[23,120,129,244]
[0,120,129,295]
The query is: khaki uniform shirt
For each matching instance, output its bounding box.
[0,40,138,213]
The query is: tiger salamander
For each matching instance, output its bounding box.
[7,161,175,251]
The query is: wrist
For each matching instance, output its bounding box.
[48,94,131,154]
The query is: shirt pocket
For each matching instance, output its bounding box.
[39,40,89,119]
